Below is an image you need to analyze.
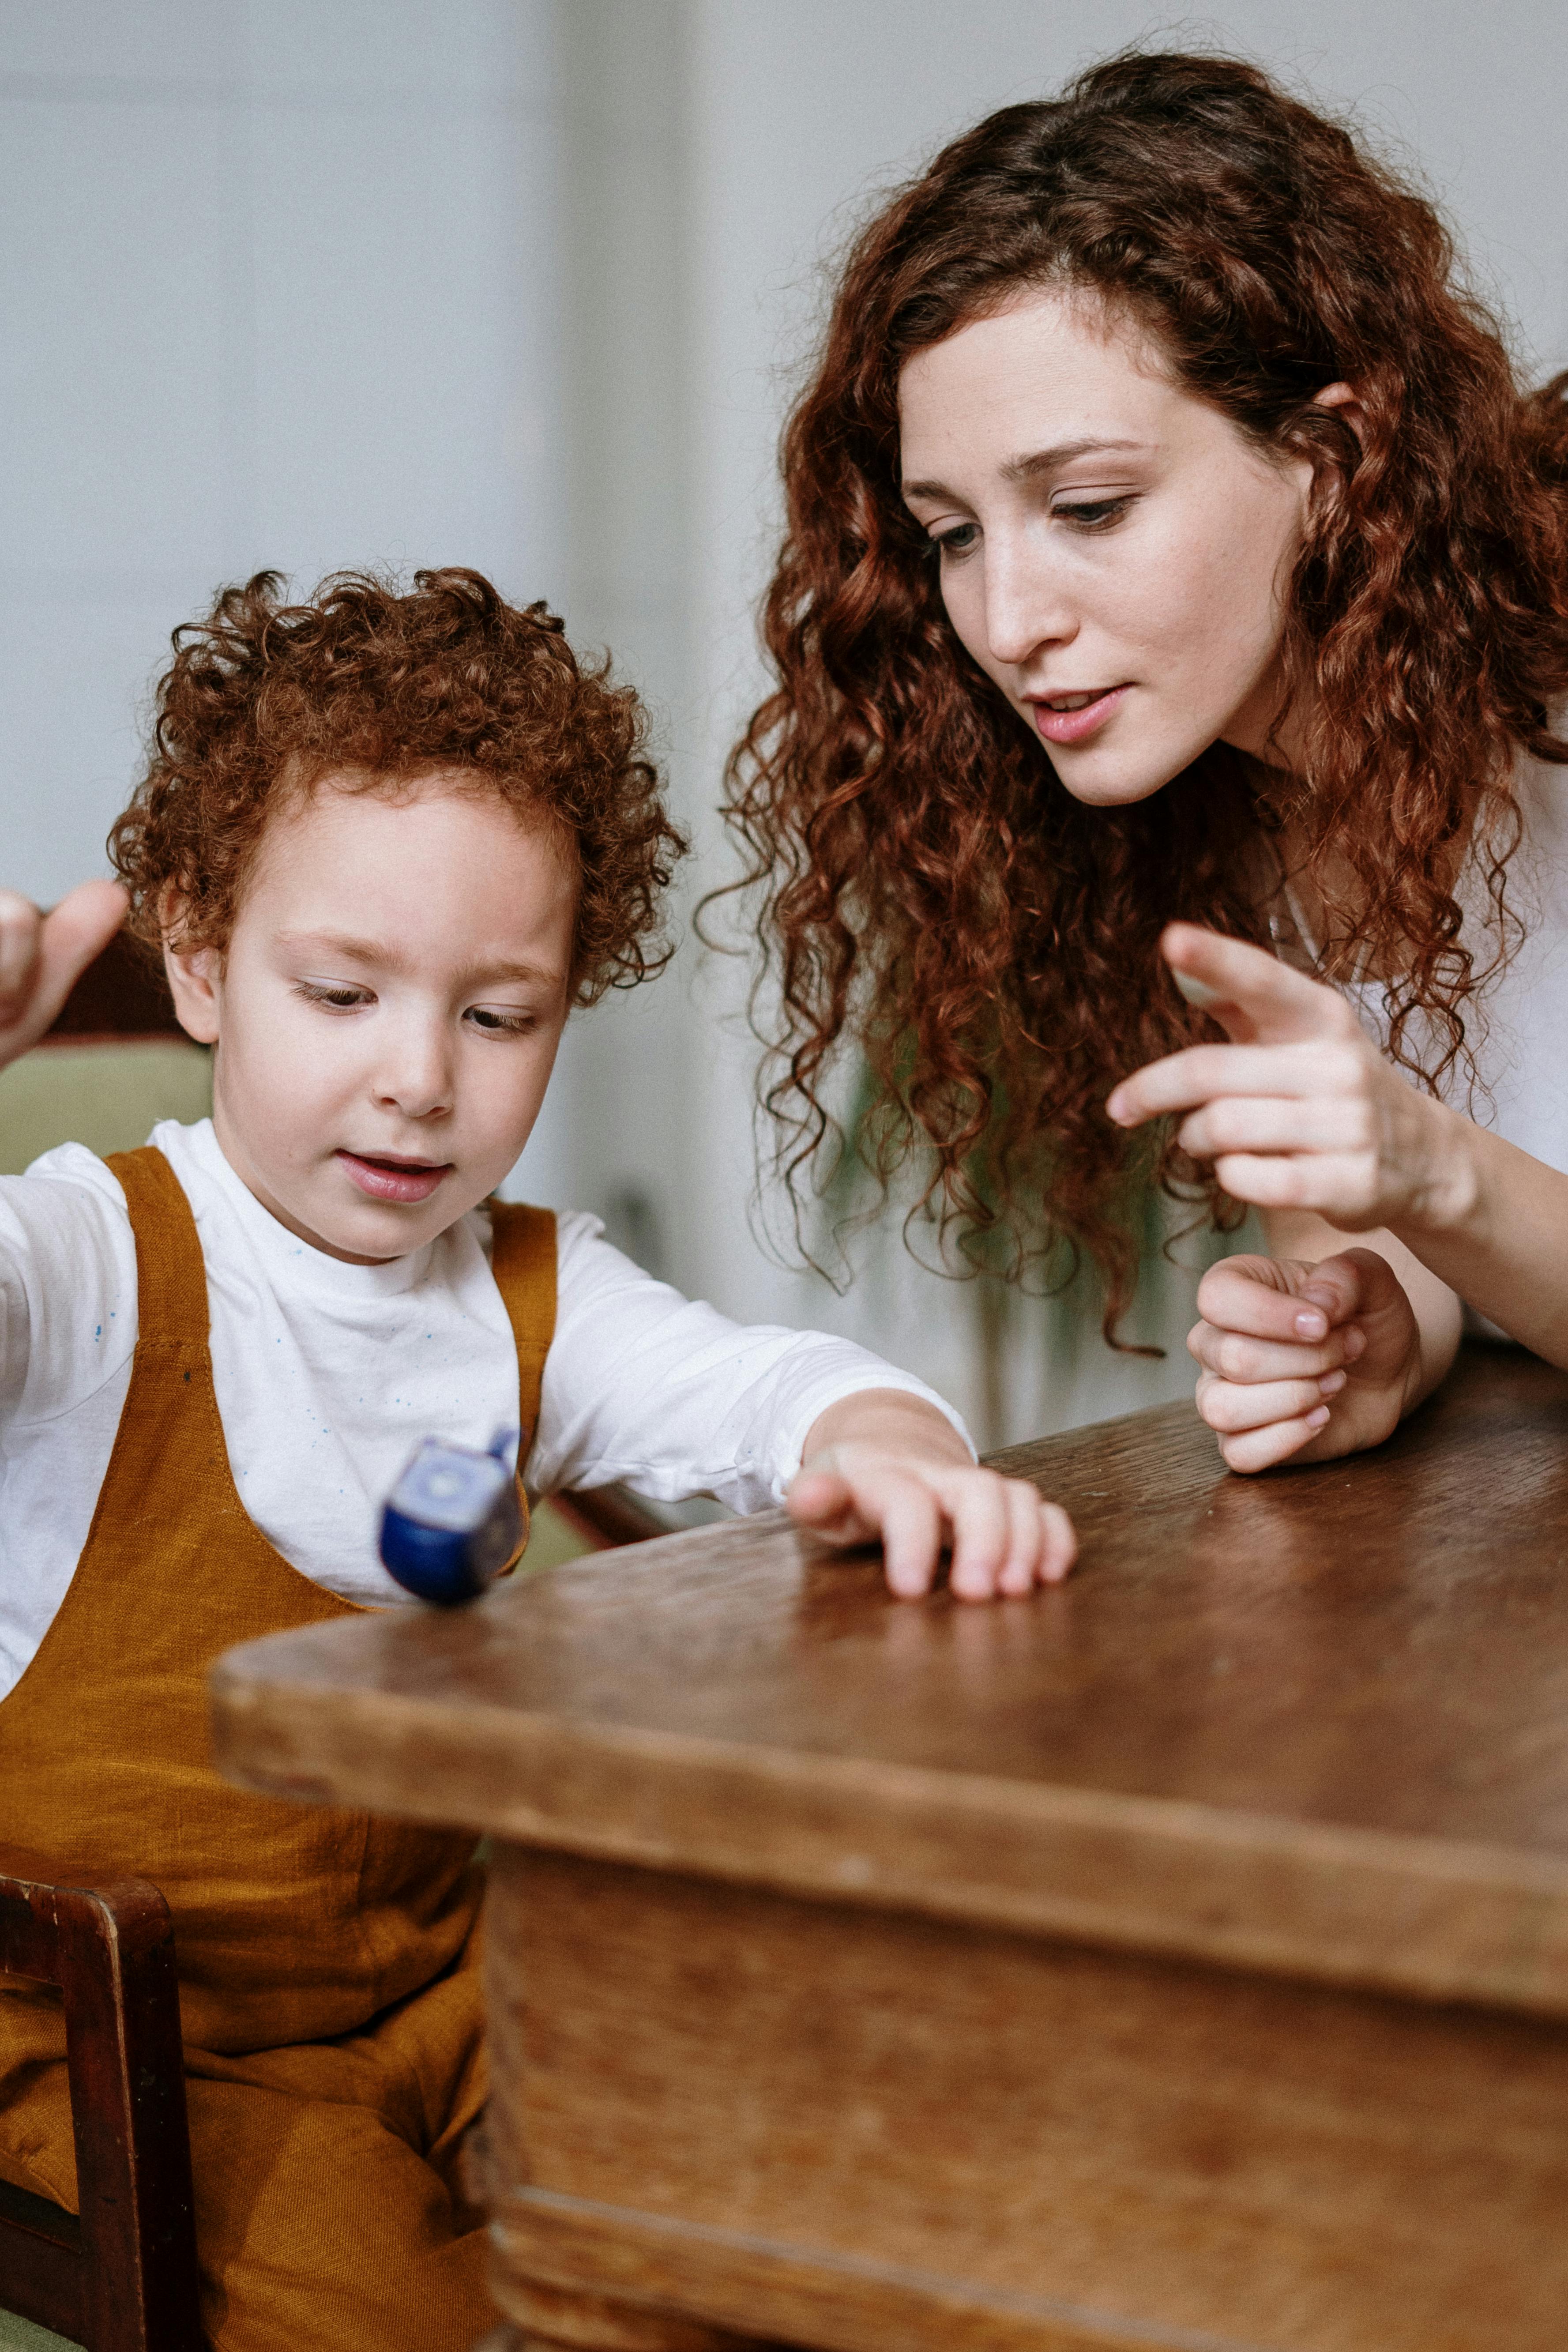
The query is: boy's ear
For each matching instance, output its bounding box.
[159,890,222,1046]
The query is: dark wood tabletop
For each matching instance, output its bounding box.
[211,1343,1568,2022]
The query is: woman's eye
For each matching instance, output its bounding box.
[1053,495,1134,531]
[930,521,980,561]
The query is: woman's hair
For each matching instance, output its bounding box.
[721,49,1568,1330]
[112,567,685,1005]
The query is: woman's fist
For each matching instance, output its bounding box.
[1189,1246,1423,1470]
[0,881,129,1072]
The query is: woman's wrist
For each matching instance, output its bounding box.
[1392,1093,1483,1243]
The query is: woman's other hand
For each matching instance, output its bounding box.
[1188,1247,1422,1470]
[0,882,129,1073]
[788,1389,1076,1599]
[1104,923,1476,1235]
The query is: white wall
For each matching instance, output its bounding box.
[0,0,566,876]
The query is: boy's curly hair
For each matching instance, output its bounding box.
[110,567,685,1005]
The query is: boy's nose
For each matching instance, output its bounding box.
[372,1027,454,1120]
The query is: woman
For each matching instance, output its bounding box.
[722,49,1568,1470]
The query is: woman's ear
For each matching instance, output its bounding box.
[1312,380,1367,451]
[159,888,222,1046]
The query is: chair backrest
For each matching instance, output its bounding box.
[0,1858,202,2352]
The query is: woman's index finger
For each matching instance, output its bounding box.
[1161,923,1339,1042]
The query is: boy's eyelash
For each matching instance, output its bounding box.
[466,1008,537,1036]
[296,982,366,1010]
[295,983,536,1036]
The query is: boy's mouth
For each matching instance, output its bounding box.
[335,1149,452,1205]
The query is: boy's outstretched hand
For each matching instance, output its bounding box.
[0,882,130,1072]
[787,1389,1076,1599]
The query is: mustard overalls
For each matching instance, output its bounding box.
[0,1146,555,2351]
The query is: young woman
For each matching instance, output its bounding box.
[723,48,1568,1469]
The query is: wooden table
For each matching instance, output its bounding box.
[210,1347,1568,2352]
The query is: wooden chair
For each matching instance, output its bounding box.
[0,1858,202,2351]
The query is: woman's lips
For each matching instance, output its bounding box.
[335,1150,451,1204]
[1029,685,1129,745]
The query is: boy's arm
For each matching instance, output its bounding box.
[789,1387,1075,1599]
[531,1216,1077,1601]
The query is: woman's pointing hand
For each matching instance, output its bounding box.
[1104,923,1473,1235]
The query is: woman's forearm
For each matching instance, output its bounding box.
[1390,1112,1568,1369]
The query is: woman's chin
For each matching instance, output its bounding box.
[1043,746,1191,809]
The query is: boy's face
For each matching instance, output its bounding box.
[165,772,577,1262]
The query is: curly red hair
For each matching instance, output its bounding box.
[721,50,1568,1330]
[111,567,685,1005]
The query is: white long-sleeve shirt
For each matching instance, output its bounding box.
[0,1118,969,1702]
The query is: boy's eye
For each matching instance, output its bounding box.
[297,981,370,1011]
[466,1006,537,1036]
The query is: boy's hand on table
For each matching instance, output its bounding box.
[788,1389,1076,1599]
[0,881,129,1071]
[1186,1246,1423,1470]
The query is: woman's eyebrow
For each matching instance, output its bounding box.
[902,436,1150,504]
[1000,436,1149,483]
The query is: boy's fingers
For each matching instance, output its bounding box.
[1160,923,1350,1046]
[0,881,130,1044]
[993,1481,1038,1596]
[1037,1496,1077,1584]
[785,1467,867,1543]
[876,1479,944,1598]
[0,891,44,1015]
[1197,1370,1344,1434]
[945,1468,1012,1600]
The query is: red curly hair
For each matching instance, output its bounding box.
[721,49,1568,1329]
[111,567,685,1005]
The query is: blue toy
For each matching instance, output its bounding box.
[379,1430,522,1606]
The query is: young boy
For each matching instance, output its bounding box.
[0,568,1074,2352]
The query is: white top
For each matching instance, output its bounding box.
[0,1118,968,1702]
[1336,746,1568,1169]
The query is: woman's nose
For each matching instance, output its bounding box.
[984,543,1076,671]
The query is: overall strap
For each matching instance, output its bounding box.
[488,1202,557,1450]
[105,1146,209,1343]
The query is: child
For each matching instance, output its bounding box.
[0,568,1074,2352]
[1107,921,1568,1467]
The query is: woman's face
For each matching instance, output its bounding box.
[897,286,1319,805]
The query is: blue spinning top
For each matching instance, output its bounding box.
[379,1430,523,1606]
